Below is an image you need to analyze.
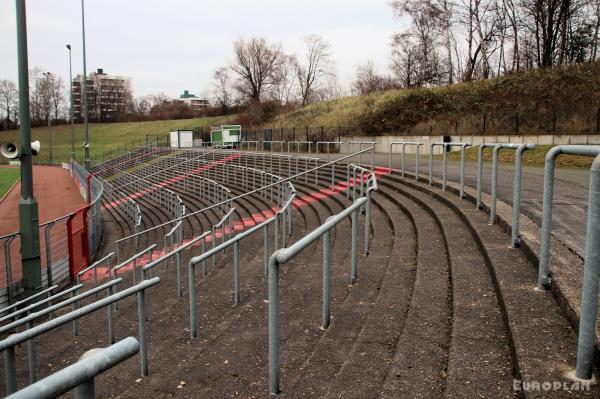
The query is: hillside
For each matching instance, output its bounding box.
[268,62,600,137]
[0,115,237,165]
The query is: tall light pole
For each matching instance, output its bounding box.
[66,44,75,161]
[81,0,90,170]
[15,0,42,298]
[42,72,53,164]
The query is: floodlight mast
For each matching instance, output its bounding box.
[15,0,43,298]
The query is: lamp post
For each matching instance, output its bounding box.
[15,0,42,298]
[66,44,75,161]
[81,0,90,170]
[42,72,53,164]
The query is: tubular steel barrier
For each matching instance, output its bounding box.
[112,244,157,288]
[474,143,536,230]
[316,141,341,160]
[348,141,376,170]
[0,277,160,395]
[0,280,121,342]
[389,141,424,180]
[142,232,210,299]
[114,147,375,245]
[575,153,600,380]
[0,283,82,327]
[537,145,600,289]
[0,278,123,392]
[5,337,139,399]
[0,285,56,317]
[188,186,297,339]
[1,212,73,307]
[267,170,378,397]
[428,142,470,196]
[76,252,117,288]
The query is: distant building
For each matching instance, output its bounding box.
[173,90,209,111]
[72,68,131,122]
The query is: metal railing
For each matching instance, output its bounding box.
[389,141,424,180]
[428,142,470,196]
[0,277,160,395]
[475,143,536,231]
[5,337,140,399]
[113,147,376,245]
[575,153,600,380]
[188,185,297,339]
[537,145,600,289]
[266,169,378,397]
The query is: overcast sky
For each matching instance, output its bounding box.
[0,1,408,98]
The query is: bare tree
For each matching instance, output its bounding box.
[271,54,297,105]
[391,1,447,86]
[352,61,397,95]
[211,66,235,111]
[295,35,333,105]
[230,38,283,103]
[0,79,18,129]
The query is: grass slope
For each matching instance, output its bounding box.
[0,167,20,198]
[0,115,237,165]
[441,145,595,168]
[270,62,600,137]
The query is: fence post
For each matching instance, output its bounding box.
[73,348,103,399]
[43,222,54,288]
[575,155,600,380]
[322,229,331,329]
[351,209,358,283]
[234,241,240,305]
[137,288,148,376]
[268,255,280,398]
[4,344,16,394]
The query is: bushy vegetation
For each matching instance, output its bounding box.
[269,62,600,136]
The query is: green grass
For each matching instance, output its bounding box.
[441,145,594,168]
[268,62,600,137]
[0,115,237,166]
[0,167,21,198]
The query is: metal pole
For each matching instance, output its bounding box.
[27,320,36,383]
[401,143,406,177]
[538,151,557,289]
[268,256,280,398]
[460,145,466,198]
[428,144,434,186]
[4,346,17,394]
[364,189,371,255]
[264,224,269,275]
[415,144,420,181]
[15,0,43,298]
[81,0,90,170]
[490,145,502,224]
[351,209,358,283]
[477,145,484,209]
[44,223,54,287]
[189,262,197,338]
[234,241,240,305]
[575,155,600,380]
[137,289,148,376]
[512,145,526,246]
[322,229,331,329]
[442,144,448,190]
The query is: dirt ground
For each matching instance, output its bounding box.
[0,165,86,237]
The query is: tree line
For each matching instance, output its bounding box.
[352,0,600,93]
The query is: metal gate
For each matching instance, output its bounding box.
[67,206,90,279]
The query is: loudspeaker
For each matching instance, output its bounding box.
[0,143,19,159]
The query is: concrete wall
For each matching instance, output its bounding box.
[340,134,600,154]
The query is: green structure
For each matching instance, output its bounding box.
[211,125,241,146]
